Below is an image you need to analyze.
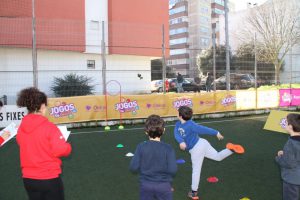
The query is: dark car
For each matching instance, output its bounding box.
[169,78,205,92]
[213,73,255,90]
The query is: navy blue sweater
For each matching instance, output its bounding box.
[129,140,177,183]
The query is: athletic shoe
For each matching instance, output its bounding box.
[188,191,199,200]
[226,143,245,154]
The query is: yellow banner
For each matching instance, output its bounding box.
[257,90,279,109]
[236,90,257,110]
[47,96,106,124]
[215,91,236,112]
[46,90,281,124]
[264,110,300,134]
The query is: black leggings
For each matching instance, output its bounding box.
[23,177,64,200]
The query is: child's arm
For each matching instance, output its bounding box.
[129,144,141,172]
[174,123,186,150]
[275,148,297,168]
[191,122,219,136]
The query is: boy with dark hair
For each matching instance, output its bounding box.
[276,113,300,200]
[174,106,244,200]
[130,114,177,200]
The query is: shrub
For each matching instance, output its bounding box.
[51,73,95,97]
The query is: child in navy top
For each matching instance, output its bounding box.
[174,106,244,200]
[130,114,177,200]
[276,113,300,200]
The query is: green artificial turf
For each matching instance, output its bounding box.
[0,115,288,200]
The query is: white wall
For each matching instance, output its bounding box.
[0,47,152,104]
[85,0,108,54]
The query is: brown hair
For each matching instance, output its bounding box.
[16,87,47,113]
[178,106,193,121]
[287,113,300,132]
[145,114,165,138]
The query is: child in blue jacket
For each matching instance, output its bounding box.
[174,106,244,200]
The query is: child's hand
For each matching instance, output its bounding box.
[216,132,224,140]
[277,150,283,157]
[1,131,10,141]
[179,142,187,150]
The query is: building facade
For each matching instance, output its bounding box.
[0,0,169,103]
[168,0,211,77]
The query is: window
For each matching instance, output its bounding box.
[87,60,95,69]
[214,0,224,6]
[169,27,188,35]
[200,16,209,24]
[170,49,188,55]
[168,59,189,65]
[169,16,188,25]
[200,27,209,33]
[201,7,209,13]
[169,6,186,15]
[170,38,188,45]
[213,8,225,15]
[90,21,99,30]
[200,38,210,46]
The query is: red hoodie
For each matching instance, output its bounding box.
[17,114,72,179]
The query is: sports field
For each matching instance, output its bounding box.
[0,115,287,200]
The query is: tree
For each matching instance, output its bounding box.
[197,45,233,78]
[239,0,300,84]
[232,43,276,84]
[51,73,95,97]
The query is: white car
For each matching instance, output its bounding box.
[150,80,163,92]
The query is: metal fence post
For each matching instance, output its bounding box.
[101,21,107,95]
[162,24,166,93]
[213,31,216,92]
[32,0,38,88]
[224,0,230,91]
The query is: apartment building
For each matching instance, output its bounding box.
[211,0,225,45]
[168,0,211,77]
[0,0,169,102]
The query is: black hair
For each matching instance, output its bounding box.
[178,106,193,121]
[145,114,165,139]
[16,87,47,113]
[0,100,3,107]
[287,113,300,132]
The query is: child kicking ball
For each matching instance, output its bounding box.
[174,106,244,200]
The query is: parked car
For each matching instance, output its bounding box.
[213,73,255,90]
[151,78,205,93]
[150,80,164,92]
[168,78,206,92]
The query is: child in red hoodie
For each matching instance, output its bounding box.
[16,87,72,200]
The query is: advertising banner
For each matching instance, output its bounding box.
[193,93,216,114]
[264,110,300,134]
[279,89,292,107]
[0,105,27,127]
[215,91,236,112]
[236,90,257,110]
[257,90,279,109]
[291,89,300,106]
[47,96,106,124]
